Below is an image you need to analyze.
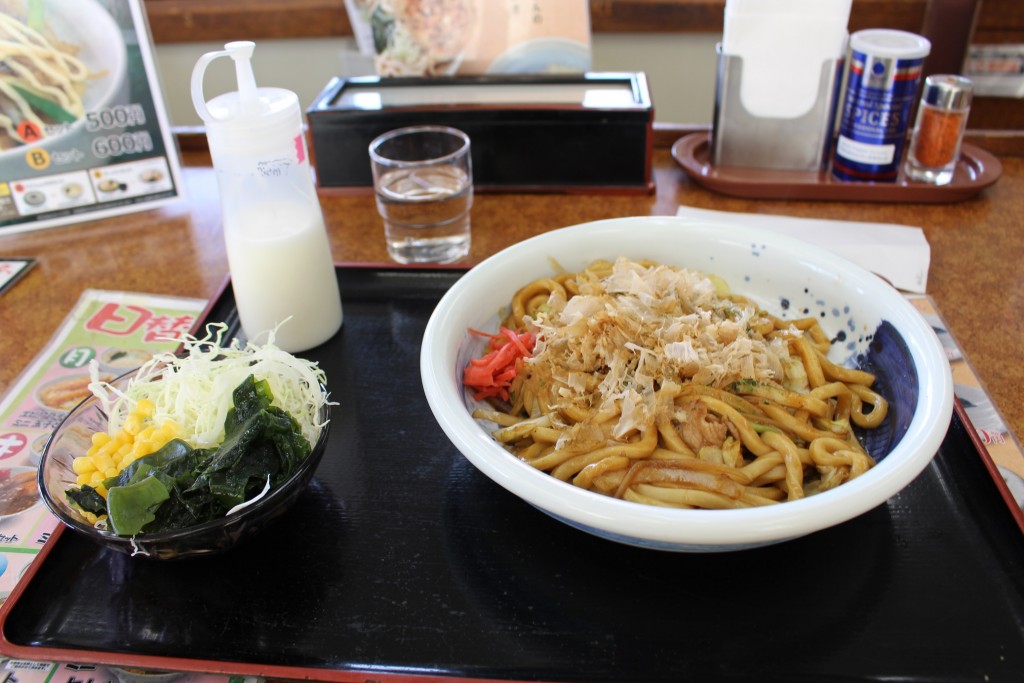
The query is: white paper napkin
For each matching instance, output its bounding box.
[674,205,930,293]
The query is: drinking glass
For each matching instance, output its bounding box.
[369,126,473,264]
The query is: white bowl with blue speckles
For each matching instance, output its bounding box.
[420,217,953,551]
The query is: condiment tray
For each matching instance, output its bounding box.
[672,132,1002,202]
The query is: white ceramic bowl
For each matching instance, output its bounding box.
[421,216,954,551]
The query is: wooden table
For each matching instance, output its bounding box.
[2,126,1022,445]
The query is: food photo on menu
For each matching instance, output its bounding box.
[0,0,182,235]
[344,0,592,75]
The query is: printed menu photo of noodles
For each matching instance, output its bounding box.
[0,0,181,234]
[345,0,592,76]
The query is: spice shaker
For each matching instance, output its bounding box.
[832,29,931,182]
[191,41,343,352]
[905,75,973,185]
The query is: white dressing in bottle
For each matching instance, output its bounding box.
[191,41,342,352]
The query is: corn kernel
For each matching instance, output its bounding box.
[92,453,114,472]
[72,456,96,475]
[135,398,155,417]
[123,414,143,436]
[77,407,182,508]
[96,440,118,459]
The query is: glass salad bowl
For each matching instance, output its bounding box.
[38,371,331,560]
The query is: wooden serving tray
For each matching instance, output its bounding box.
[673,132,1002,203]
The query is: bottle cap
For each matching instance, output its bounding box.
[922,74,974,111]
[850,29,931,60]
[191,41,302,154]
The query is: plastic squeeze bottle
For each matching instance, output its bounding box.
[191,41,342,352]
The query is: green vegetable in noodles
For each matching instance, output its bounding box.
[10,85,77,124]
[371,5,395,54]
[26,0,45,31]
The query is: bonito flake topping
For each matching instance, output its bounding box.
[524,257,795,440]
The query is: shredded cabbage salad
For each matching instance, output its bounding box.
[88,323,330,449]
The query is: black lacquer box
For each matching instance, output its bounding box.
[306,72,654,193]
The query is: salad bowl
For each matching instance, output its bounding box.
[38,370,331,560]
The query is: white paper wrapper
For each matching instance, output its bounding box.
[675,205,930,293]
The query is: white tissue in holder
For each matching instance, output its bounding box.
[723,0,851,119]
[712,0,851,171]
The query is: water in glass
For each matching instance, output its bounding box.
[375,164,472,264]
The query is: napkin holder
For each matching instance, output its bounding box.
[306,73,654,194]
[711,44,841,172]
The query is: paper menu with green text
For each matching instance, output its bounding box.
[0,289,206,592]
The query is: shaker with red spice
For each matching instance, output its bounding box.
[904,74,973,185]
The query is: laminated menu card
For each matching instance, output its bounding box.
[0,289,206,599]
[0,0,182,235]
[344,0,592,76]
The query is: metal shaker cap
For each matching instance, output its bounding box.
[850,29,931,59]
[922,74,973,110]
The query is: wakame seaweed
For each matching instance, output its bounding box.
[65,374,313,537]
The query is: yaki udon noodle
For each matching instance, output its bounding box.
[465,257,888,509]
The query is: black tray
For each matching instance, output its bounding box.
[3,266,1024,683]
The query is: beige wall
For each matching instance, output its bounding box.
[154,33,722,128]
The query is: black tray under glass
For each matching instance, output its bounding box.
[2,267,1023,682]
